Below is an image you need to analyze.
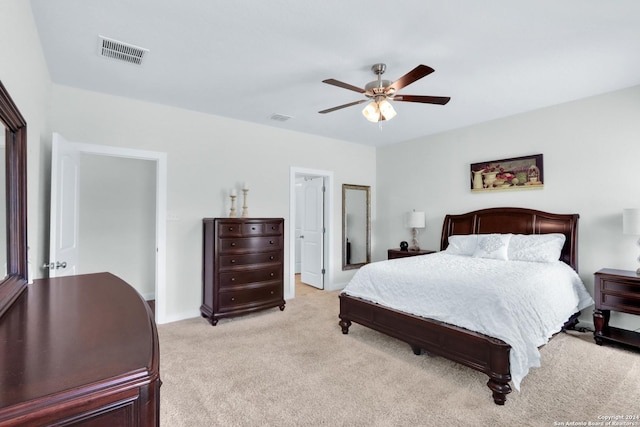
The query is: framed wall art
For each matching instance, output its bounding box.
[470,154,543,193]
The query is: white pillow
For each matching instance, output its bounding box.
[446,234,479,256]
[508,233,566,263]
[472,234,511,260]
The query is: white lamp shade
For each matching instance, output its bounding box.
[407,211,426,229]
[623,208,640,235]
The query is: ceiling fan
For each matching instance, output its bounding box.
[319,63,450,122]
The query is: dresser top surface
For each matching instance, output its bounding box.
[0,272,158,409]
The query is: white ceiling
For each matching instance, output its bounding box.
[29,0,640,147]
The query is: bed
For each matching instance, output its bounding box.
[338,207,593,405]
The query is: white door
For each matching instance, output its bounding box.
[47,133,80,277]
[300,177,324,289]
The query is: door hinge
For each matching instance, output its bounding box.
[321,268,325,275]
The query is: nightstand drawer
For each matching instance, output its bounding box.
[601,277,640,296]
[599,293,640,315]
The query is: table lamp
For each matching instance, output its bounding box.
[407,210,426,251]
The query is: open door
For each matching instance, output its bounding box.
[300,177,324,289]
[46,133,80,277]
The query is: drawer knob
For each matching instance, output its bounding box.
[231,242,236,247]
[231,297,235,301]
[252,226,256,230]
[270,272,274,277]
[269,240,274,244]
[231,259,236,263]
[228,227,234,231]
[231,278,236,281]
[269,256,274,260]
[270,291,274,295]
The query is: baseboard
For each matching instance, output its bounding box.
[325,281,348,292]
[158,309,201,325]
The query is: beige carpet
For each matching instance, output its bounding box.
[158,289,639,427]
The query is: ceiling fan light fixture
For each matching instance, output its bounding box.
[378,99,397,120]
[362,101,380,122]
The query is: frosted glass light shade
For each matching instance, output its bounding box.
[362,99,397,122]
[407,211,426,229]
[378,99,397,120]
[623,208,640,235]
[362,101,380,122]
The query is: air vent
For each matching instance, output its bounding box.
[97,35,149,65]
[269,114,293,122]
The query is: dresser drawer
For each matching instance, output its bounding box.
[262,221,284,236]
[217,222,243,237]
[219,251,281,269]
[241,221,283,236]
[218,283,282,311]
[219,236,282,253]
[219,267,282,287]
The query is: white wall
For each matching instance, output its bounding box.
[50,84,376,322]
[377,85,640,330]
[78,154,156,299]
[0,0,52,282]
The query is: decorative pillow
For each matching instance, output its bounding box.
[472,234,511,260]
[445,234,479,256]
[508,233,566,263]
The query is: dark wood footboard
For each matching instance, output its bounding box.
[339,293,512,405]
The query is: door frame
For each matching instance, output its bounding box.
[57,140,168,324]
[289,167,333,298]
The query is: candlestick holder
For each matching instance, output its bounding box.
[242,189,249,218]
[229,195,237,218]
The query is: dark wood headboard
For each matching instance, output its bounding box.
[440,207,579,271]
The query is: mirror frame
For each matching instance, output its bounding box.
[0,80,29,318]
[342,184,371,270]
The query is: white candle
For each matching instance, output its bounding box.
[243,182,249,190]
[230,188,237,196]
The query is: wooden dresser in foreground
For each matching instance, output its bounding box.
[0,272,161,426]
[201,218,285,325]
[593,268,640,350]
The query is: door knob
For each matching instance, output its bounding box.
[42,261,67,270]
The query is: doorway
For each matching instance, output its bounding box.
[289,167,332,298]
[48,133,168,323]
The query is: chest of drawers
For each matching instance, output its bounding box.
[201,218,285,325]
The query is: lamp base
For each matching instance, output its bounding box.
[410,227,420,251]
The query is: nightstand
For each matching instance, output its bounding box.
[387,248,435,260]
[593,268,640,349]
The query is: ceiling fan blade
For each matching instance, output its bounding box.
[393,95,451,105]
[322,79,366,94]
[318,99,367,114]
[387,65,435,93]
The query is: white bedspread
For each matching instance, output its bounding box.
[342,252,594,390]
